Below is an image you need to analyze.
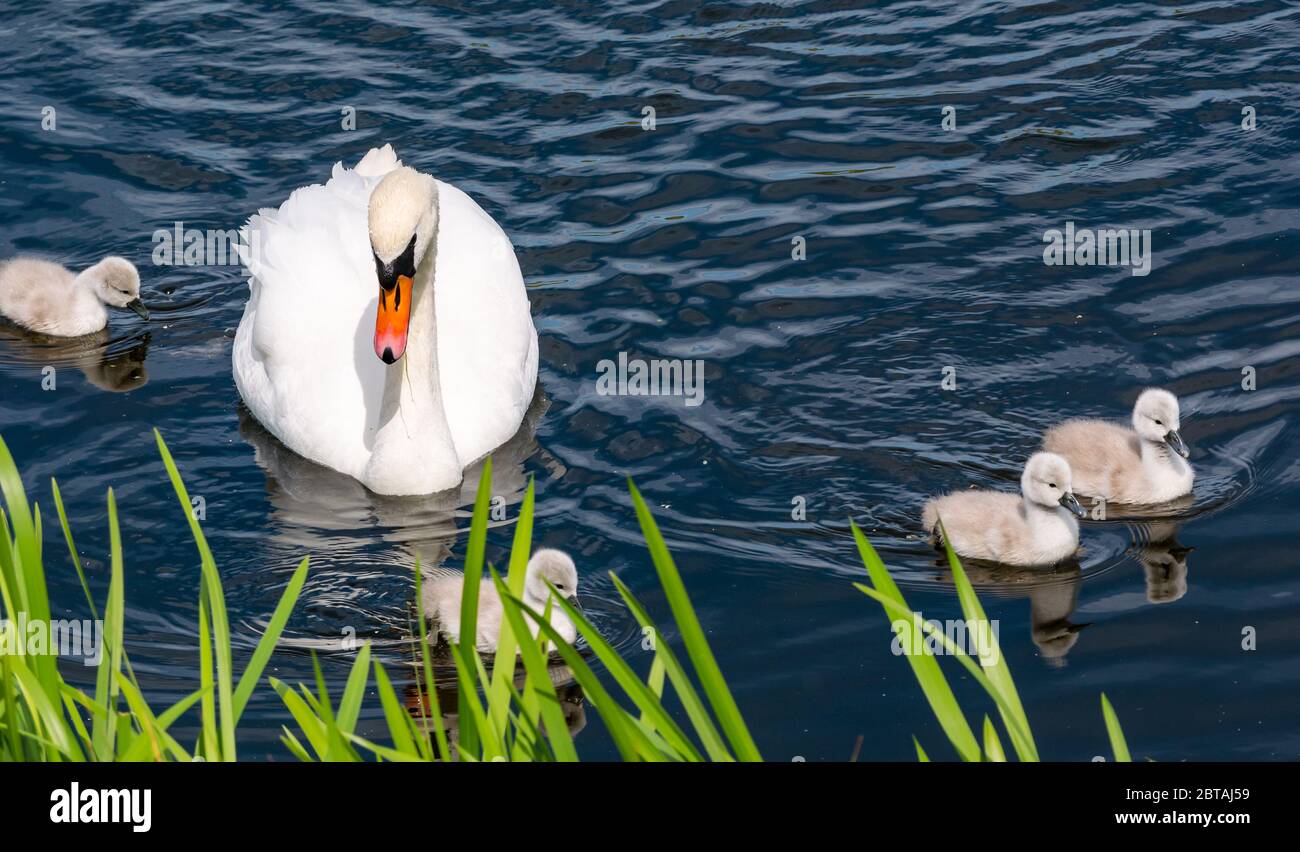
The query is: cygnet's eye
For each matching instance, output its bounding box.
[1048,482,1057,489]
[1154,418,1163,426]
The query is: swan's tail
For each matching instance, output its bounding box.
[353,144,402,178]
[239,144,403,285]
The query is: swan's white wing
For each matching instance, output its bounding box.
[433,181,539,465]
[234,148,402,479]
[235,145,537,488]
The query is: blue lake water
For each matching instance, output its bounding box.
[1,0,1299,760]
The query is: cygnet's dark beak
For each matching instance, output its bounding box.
[1164,429,1189,458]
[1059,491,1086,518]
[126,299,150,320]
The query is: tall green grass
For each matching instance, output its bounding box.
[274,459,762,762]
[1,428,1133,762]
[854,520,1132,762]
[0,430,308,761]
[0,432,759,762]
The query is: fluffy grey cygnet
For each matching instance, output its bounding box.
[423,548,579,652]
[1042,388,1193,505]
[922,452,1085,567]
[0,256,148,337]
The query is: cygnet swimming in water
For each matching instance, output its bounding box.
[1042,388,1193,505]
[0,256,148,337]
[922,452,1086,567]
[423,548,580,653]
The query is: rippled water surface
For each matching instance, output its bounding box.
[2,0,1299,759]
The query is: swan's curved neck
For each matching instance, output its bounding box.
[388,258,446,418]
[366,208,463,494]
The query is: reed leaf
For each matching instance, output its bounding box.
[1101,693,1131,762]
[852,521,980,761]
[627,479,760,761]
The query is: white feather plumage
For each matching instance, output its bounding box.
[233,145,539,495]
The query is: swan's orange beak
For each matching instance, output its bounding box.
[373,236,417,364]
[375,274,412,364]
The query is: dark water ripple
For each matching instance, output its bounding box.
[1,0,1299,759]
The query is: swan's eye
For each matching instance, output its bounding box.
[1154,418,1163,426]
[1049,483,1057,489]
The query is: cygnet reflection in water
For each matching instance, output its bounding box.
[933,518,1195,665]
[1128,521,1194,605]
[404,663,585,757]
[0,323,149,392]
[938,557,1089,666]
[1079,491,1196,523]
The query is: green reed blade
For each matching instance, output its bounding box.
[1101,693,1131,762]
[548,580,701,761]
[488,475,534,743]
[628,479,760,761]
[336,642,372,736]
[938,519,1037,761]
[457,456,493,758]
[371,659,418,757]
[610,573,732,761]
[232,556,310,723]
[852,522,981,761]
[490,566,578,762]
[155,430,237,760]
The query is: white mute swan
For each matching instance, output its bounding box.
[1042,388,1193,504]
[423,549,580,653]
[922,452,1086,566]
[0,256,148,337]
[234,145,539,495]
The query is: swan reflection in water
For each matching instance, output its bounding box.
[238,389,555,569]
[239,390,588,748]
[0,324,149,392]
